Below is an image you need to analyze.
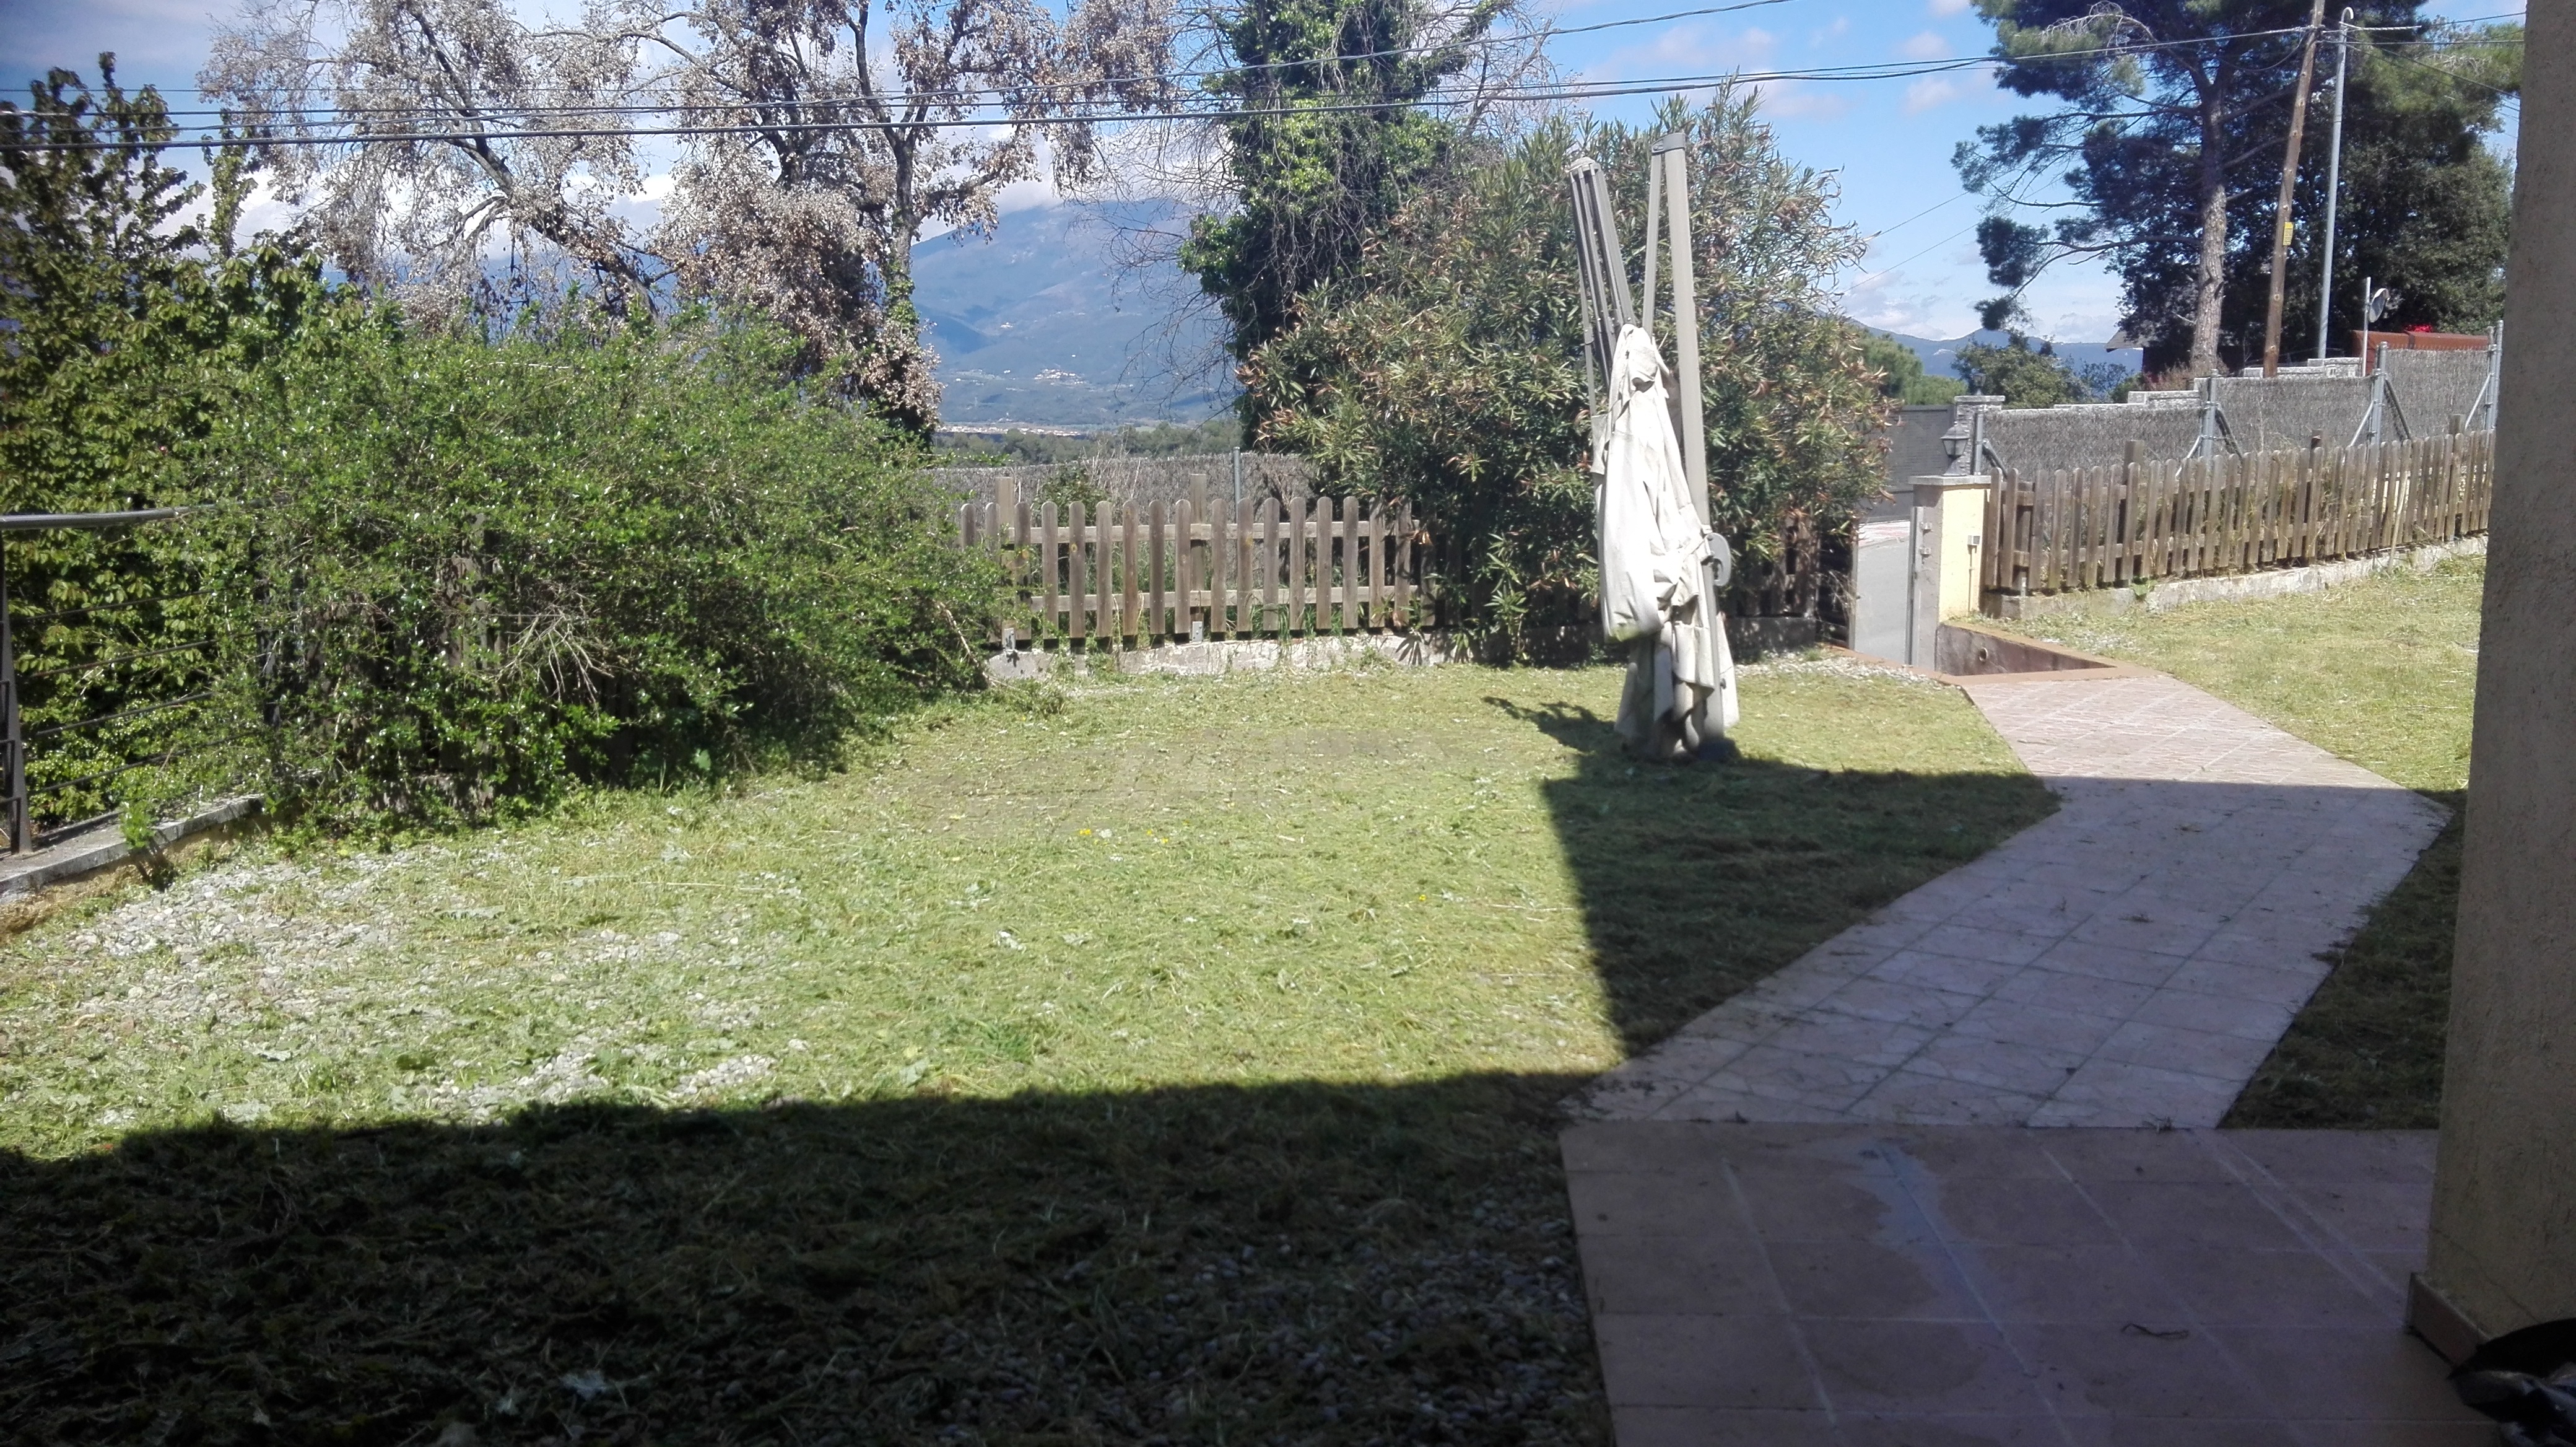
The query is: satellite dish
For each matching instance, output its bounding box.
[2365,286,2397,325]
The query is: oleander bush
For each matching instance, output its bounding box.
[2,63,990,836]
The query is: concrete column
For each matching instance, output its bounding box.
[2412,0,2576,1361]
[1906,476,1993,667]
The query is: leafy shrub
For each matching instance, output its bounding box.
[196,306,991,829]
[1242,94,1891,654]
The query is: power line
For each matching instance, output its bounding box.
[141,0,1804,120]
[39,14,2369,138]
[11,14,2517,154]
[12,58,2009,152]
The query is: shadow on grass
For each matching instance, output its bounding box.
[1483,697,2060,1054]
[3,696,2062,1445]
[2225,792,2463,1130]
[3,1077,1603,1446]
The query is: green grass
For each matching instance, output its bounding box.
[1,659,2051,1444]
[2001,555,2485,1128]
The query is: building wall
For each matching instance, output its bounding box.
[2422,0,2576,1351]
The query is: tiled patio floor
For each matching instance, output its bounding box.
[1583,675,2448,1128]
[1562,1123,2484,1446]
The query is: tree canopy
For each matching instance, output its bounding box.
[201,0,1180,432]
[1861,333,1967,406]
[1243,94,1887,652]
[1177,0,1536,389]
[1956,1,2515,377]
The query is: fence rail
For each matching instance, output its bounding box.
[1982,429,2493,597]
[960,495,1429,645]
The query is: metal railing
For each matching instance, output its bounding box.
[0,507,224,854]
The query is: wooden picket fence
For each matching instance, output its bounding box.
[959,494,1429,645]
[1982,429,2494,597]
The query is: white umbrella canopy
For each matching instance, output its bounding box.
[1596,324,1738,760]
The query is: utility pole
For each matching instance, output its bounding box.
[2263,0,2331,376]
[2315,9,2354,362]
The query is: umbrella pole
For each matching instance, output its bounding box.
[1655,132,1708,510]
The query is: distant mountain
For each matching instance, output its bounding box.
[912,201,1234,428]
[1875,328,2144,387]
[912,216,2151,429]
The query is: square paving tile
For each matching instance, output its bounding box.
[1562,1125,2484,1447]
[1590,1312,1821,1409]
[1852,1069,2053,1126]
[1987,968,2160,1022]
[1804,1319,2046,1415]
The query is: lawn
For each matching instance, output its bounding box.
[0,658,2052,1445]
[2000,554,2485,1129]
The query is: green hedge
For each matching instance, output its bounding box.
[196,304,992,828]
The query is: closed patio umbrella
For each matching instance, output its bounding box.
[1597,324,1737,758]
[1570,143,1738,761]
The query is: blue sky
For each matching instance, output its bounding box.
[0,0,2522,346]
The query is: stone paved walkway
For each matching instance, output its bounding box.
[1564,1123,2484,1445]
[1583,673,2448,1129]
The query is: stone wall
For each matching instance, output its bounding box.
[1881,346,2499,481]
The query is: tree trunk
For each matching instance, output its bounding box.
[2191,84,2229,378]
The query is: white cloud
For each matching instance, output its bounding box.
[1583,21,1777,82]
[1900,30,1950,59]
[992,175,1063,214]
[1928,0,1973,15]
[1757,81,1855,121]
[1839,269,1977,338]
[1903,76,1965,112]
[1806,15,1850,46]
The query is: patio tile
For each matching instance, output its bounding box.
[1565,1169,1743,1237]
[2282,1423,2494,1447]
[1913,920,2066,962]
[2126,990,2300,1042]
[1873,950,2029,999]
[1950,1243,2187,1323]
[1577,1230,1780,1316]
[2149,1248,2400,1327]
[2031,1061,2248,1130]
[1988,969,2160,1021]
[1581,670,2442,1132]
[1726,1166,1915,1243]
[1952,999,2127,1056]
[1589,1312,1821,1409]
[1764,1236,1981,1321]
[1609,1407,1842,1446]
[1803,1319,2050,1415]
[1814,977,1988,1030]
[2203,1326,2477,1422]
[2061,1420,2304,1446]
[2094,1020,2276,1081]
[1759,1012,1943,1070]
[2004,1319,2273,1420]
[1917,1176,2125,1248]
[1695,1044,1901,1110]
[2033,940,2193,987]
[1850,1069,2053,1126]
[2035,1130,2238,1184]
[2259,1181,2435,1254]
[1838,1417,2071,1446]
[2082,1181,2311,1251]
[1892,1034,2090,1098]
